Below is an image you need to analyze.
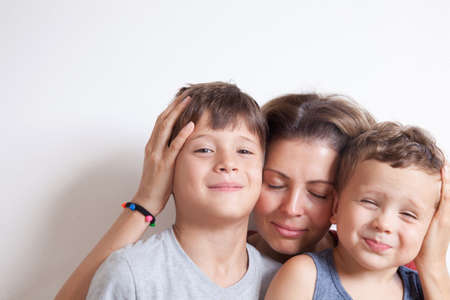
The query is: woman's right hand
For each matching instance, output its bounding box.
[131,92,194,215]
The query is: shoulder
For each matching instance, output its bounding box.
[265,254,317,300]
[86,228,175,299]
[87,249,135,299]
[115,229,172,261]
[247,242,281,271]
[398,266,424,299]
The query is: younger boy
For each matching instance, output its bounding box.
[265,122,445,300]
[87,82,280,300]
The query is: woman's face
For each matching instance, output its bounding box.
[253,138,338,255]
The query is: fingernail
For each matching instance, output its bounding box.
[183,96,191,102]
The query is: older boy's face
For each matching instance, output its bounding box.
[173,113,264,225]
[333,160,440,271]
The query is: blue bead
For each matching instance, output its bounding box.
[130,204,136,210]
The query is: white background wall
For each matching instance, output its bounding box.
[2,1,449,299]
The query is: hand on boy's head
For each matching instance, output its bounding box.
[414,162,450,270]
[131,95,194,215]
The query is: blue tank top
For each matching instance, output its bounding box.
[306,248,423,300]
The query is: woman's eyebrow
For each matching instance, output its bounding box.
[263,168,290,180]
[308,180,334,185]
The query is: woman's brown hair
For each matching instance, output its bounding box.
[262,93,376,154]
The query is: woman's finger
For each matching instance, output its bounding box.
[167,121,195,160]
[146,95,192,154]
[158,89,191,121]
[436,164,450,222]
[152,96,192,154]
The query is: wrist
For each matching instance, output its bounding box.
[416,260,449,277]
[131,193,166,216]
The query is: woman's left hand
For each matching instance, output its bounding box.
[415,163,450,269]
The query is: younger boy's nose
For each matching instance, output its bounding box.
[371,213,393,234]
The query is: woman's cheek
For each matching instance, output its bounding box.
[307,200,333,225]
[254,189,278,216]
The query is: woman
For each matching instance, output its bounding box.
[56,92,449,299]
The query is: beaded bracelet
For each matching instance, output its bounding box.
[121,201,156,227]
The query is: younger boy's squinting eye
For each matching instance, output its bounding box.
[360,199,378,209]
[400,211,418,220]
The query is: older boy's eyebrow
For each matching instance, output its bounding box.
[188,134,259,145]
[188,134,209,142]
[238,135,259,145]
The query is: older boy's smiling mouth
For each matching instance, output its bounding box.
[208,182,244,191]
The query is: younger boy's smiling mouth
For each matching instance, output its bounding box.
[208,182,244,191]
[363,238,392,253]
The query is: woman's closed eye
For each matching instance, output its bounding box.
[267,184,285,189]
[309,191,327,199]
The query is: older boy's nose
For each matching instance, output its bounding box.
[214,154,238,173]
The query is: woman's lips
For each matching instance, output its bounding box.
[364,238,392,253]
[272,222,308,238]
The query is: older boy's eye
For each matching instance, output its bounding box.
[238,149,253,155]
[195,148,213,153]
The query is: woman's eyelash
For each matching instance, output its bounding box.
[309,192,327,199]
[267,184,284,189]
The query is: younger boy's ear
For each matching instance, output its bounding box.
[330,191,339,224]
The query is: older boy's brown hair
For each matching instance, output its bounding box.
[169,82,267,150]
[336,121,445,193]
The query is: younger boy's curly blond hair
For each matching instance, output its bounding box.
[336,121,445,193]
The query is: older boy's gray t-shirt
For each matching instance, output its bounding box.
[86,227,281,300]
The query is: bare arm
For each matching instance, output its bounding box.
[416,164,450,300]
[55,94,194,300]
[265,255,316,300]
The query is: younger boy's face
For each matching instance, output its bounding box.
[173,112,264,225]
[333,160,440,270]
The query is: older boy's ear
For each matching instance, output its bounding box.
[330,192,339,224]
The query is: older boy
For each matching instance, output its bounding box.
[87,82,280,300]
[266,122,446,300]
